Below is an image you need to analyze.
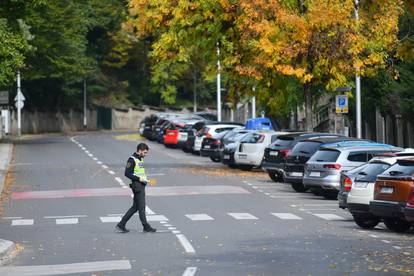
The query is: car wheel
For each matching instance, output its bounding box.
[322,190,338,200]
[240,165,253,171]
[291,183,309,193]
[210,156,221,162]
[268,172,282,182]
[383,218,412,232]
[353,216,380,229]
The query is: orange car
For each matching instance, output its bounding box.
[369,158,414,232]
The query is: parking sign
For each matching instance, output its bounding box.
[335,95,348,113]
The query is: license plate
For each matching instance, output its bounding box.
[168,133,174,136]
[290,172,303,177]
[380,187,394,194]
[269,151,279,156]
[223,155,230,160]
[309,171,320,177]
[238,154,247,159]
[204,145,210,149]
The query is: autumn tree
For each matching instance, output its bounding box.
[238,0,403,130]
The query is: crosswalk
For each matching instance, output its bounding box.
[4,211,349,227]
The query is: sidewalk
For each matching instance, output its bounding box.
[0,143,16,265]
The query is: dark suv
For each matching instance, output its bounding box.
[283,137,357,192]
[263,133,343,182]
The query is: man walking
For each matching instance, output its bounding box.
[116,143,156,233]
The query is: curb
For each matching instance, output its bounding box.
[0,144,16,265]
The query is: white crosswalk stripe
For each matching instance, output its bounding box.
[56,218,79,225]
[228,213,258,220]
[313,214,346,221]
[185,214,214,221]
[11,219,34,226]
[100,216,121,223]
[271,213,303,220]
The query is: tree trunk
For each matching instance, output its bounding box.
[304,84,313,132]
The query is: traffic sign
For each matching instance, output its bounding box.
[335,95,348,113]
[15,100,24,109]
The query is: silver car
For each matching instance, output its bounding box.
[303,142,402,199]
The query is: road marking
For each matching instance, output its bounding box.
[164,224,172,227]
[393,246,402,250]
[93,158,98,161]
[97,161,103,165]
[147,215,169,221]
[88,154,93,157]
[146,206,155,215]
[313,214,346,221]
[56,218,78,225]
[44,215,87,219]
[12,186,249,200]
[381,240,391,244]
[271,213,303,220]
[85,151,90,154]
[108,170,115,175]
[172,230,181,234]
[2,217,22,219]
[228,213,258,220]
[168,227,177,230]
[0,260,132,275]
[115,177,124,184]
[185,214,214,221]
[147,173,165,176]
[370,234,379,238]
[176,234,195,254]
[100,216,121,223]
[102,165,108,169]
[11,219,34,226]
[183,267,197,276]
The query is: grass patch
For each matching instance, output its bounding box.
[114,134,143,141]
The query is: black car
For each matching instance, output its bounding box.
[141,114,160,139]
[263,133,343,182]
[222,131,252,168]
[183,121,208,153]
[284,136,358,192]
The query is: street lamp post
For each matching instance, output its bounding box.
[354,0,362,138]
[216,43,221,122]
[83,79,87,130]
[252,86,256,119]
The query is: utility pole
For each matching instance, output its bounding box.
[15,71,25,137]
[193,70,197,113]
[216,43,221,122]
[252,86,256,119]
[355,0,362,138]
[83,79,87,130]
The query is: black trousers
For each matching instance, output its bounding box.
[119,182,148,227]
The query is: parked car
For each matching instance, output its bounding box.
[141,114,161,139]
[193,112,217,121]
[245,117,274,130]
[163,120,189,147]
[193,123,243,153]
[222,133,251,168]
[182,121,208,152]
[337,163,370,209]
[201,128,250,162]
[346,152,414,229]
[234,131,286,170]
[284,137,361,193]
[369,158,414,232]
[176,120,203,149]
[263,133,342,182]
[303,142,402,199]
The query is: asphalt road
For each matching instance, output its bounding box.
[0,132,413,276]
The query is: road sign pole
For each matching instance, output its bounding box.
[355,0,362,139]
[216,43,221,122]
[17,71,21,137]
[252,86,256,119]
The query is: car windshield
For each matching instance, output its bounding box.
[382,160,414,176]
[309,149,341,162]
[291,141,321,155]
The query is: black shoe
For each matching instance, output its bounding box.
[143,224,156,233]
[115,224,129,233]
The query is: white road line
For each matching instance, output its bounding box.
[11,219,34,226]
[44,215,87,219]
[102,165,108,169]
[182,267,197,276]
[176,234,196,254]
[164,224,172,227]
[2,217,22,219]
[370,234,379,238]
[0,260,132,275]
[85,151,90,154]
[147,215,168,221]
[115,177,124,184]
[228,213,258,220]
[185,214,214,221]
[313,214,346,221]
[108,170,115,175]
[88,154,93,157]
[56,218,78,225]
[172,230,181,234]
[146,206,155,215]
[381,240,391,244]
[160,221,167,224]
[97,161,103,165]
[93,158,98,161]
[168,227,177,230]
[252,186,258,189]
[393,246,402,250]
[271,213,303,220]
[147,173,165,176]
[100,216,121,223]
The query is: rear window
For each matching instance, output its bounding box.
[347,152,368,162]
[382,160,414,176]
[356,162,391,182]
[291,141,322,155]
[309,149,341,162]
[241,133,264,143]
[215,127,235,133]
[271,137,294,147]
